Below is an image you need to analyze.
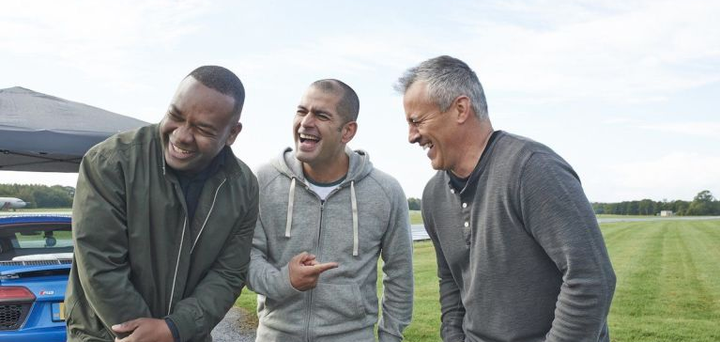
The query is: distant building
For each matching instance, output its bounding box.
[660,210,674,217]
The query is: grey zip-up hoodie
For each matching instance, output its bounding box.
[248,147,413,342]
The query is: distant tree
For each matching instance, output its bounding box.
[638,199,656,215]
[0,183,74,208]
[407,197,422,210]
[671,200,690,216]
[686,190,717,216]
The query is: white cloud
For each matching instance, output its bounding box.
[0,0,209,87]
[454,0,720,105]
[587,152,720,201]
[602,117,641,125]
[0,171,78,188]
[641,122,720,139]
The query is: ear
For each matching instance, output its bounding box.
[454,96,472,123]
[340,121,358,144]
[224,122,243,146]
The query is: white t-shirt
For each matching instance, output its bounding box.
[308,182,340,201]
[306,174,345,201]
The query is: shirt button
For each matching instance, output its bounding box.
[450,189,455,194]
[464,221,469,227]
[462,203,467,208]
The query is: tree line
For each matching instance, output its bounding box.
[409,190,720,217]
[4,184,718,216]
[0,183,74,208]
[592,190,720,216]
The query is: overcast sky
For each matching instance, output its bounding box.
[1,0,718,202]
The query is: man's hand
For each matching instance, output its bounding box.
[112,318,174,342]
[289,251,338,291]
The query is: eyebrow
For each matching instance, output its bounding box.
[169,105,183,116]
[298,105,332,117]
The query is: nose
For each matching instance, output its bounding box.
[301,113,316,127]
[172,124,194,145]
[408,124,420,144]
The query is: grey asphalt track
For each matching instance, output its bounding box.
[211,307,256,342]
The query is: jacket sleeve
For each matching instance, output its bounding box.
[72,150,152,333]
[378,182,414,342]
[423,210,466,342]
[167,177,259,342]
[519,152,616,342]
[246,213,302,300]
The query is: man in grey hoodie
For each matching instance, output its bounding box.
[247,79,414,342]
[395,55,616,342]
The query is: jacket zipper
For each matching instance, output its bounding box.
[306,200,324,342]
[167,179,225,314]
[191,178,227,253]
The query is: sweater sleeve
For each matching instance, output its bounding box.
[377,182,414,342]
[167,177,259,342]
[72,150,152,336]
[246,214,303,300]
[422,197,466,342]
[519,152,616,342]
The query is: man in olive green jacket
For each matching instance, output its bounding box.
[65,66,258,342]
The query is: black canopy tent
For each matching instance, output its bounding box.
[0,87,148,173]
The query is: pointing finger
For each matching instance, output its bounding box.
[312,262,339,274]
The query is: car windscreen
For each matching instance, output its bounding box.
[0,222,72,261]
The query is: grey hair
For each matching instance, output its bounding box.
[394,55,488,120]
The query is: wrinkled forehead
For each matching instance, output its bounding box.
[171,77,237,122]
[403,81,435,110]
[300,86,341,109]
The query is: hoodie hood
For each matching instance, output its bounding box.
[270,146,373,256]
[271,146,373,185]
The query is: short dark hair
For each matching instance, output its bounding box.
[311,79,359,123]
[188,65,245,118]
[395,55,488,120]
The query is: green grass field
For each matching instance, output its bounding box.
[409,210,423,225]
[237,218,720,341]
[597,214,657,219]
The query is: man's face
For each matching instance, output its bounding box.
[403,81,456,171]
[159,76,241,174]
[293,86,352,169]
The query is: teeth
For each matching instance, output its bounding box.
[422,142,433,150]
[174,144,191,154]
[300,133,320,141]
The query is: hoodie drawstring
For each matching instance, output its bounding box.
[350,181,359,257]
[285,178,296,237]
[285,177,358,256]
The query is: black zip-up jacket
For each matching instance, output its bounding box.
[65,124,258,342]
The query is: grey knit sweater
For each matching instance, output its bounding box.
[422,131,616,342]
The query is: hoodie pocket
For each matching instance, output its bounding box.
[313,282,365,326]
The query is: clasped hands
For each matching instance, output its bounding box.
[112,318,173,342]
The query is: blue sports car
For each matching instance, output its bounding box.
[0,214,72,342]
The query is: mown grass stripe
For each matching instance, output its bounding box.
[608,221,666,319]
[682,221,720,320]
[657,222,715,319]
